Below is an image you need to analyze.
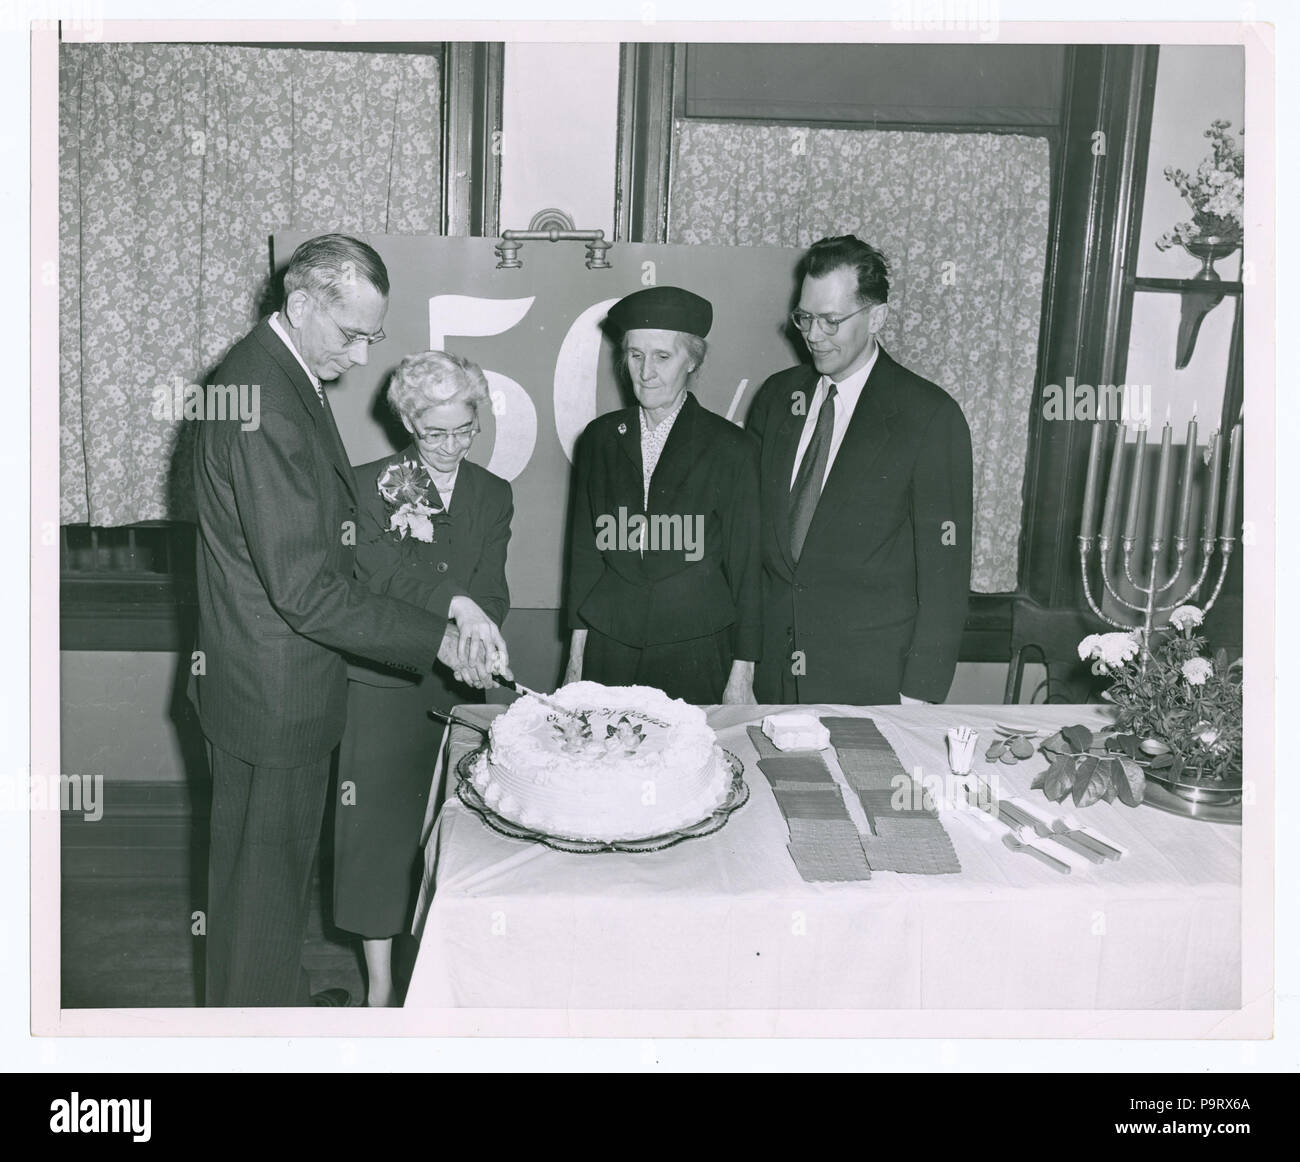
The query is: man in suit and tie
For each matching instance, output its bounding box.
[191,234,508,1006]
[747,235,972,705]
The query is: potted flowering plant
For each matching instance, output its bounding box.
[1032,606,1243,810]
[1154,119,1245,276]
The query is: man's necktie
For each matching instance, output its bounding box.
[789,382,837,561]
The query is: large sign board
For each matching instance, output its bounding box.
[274,234,810,608]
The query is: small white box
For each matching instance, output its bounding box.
[761,711,831,751]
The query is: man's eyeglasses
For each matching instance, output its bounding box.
[317,301,386,348]
[413,423,479,448]
[790,302,873,336]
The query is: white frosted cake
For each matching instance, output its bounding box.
[469,681,731,842]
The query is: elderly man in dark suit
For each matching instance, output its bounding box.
[190,234,509,1007]
[747,236,972,705]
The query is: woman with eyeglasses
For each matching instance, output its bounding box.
[563,286,761,705]
[334,350,512,1006]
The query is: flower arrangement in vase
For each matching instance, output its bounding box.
[1154,119,1244,278]
[1031,606,1242,810]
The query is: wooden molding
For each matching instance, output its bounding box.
[1020,45,1160,611]
[442,42,504,238]
[614,43,682,243]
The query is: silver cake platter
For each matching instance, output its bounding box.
[454,745,749,853]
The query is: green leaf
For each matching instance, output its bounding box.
[1040,730,1068,755]
[1100,762,1119,802]
[1062,724,1094,754]
[1115,757,1145,807]
[1072,755,1106,807]
[1107,733,1141,759]
[1044,756,1076,802]
[986,740,1005,760]
[1150,752,1174,769]
[1010,736,1034,760]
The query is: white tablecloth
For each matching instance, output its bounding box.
[405,704,1240,1010]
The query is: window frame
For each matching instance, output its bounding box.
[616,43,1191,667]
[60,41,504,652]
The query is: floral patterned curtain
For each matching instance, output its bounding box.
[669,121,1051,594]
[59,43,442,525]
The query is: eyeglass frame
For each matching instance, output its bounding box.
[314,296,387,348]
[411,421,480,448]
[789,301,875,336]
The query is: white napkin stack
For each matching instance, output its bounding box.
[761,711,831,751]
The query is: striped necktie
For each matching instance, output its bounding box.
[788,382,837,561]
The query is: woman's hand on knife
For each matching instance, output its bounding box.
[448,595,511,685]
[438,624,512,689]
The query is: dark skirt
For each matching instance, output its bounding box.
[583,625,734,705]
[332,679,451,939]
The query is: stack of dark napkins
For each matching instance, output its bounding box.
[821,717,960,875]
[747,718,961,882]
[747,725,871,881]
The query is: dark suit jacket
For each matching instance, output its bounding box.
[346,447,512,705]
[190,320,451,766]
[567,391,762,659]
[746,347,973,704]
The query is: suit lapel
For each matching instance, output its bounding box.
[765,369,819,575]
[252,321,358,505]
[645,392,699,512]
[446,457,480,521]
[612,406,646,515]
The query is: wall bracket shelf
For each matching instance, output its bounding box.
[1131,276,1243,370]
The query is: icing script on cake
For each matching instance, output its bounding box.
[551,710,667,758]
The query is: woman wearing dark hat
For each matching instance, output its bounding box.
[563,286,761,704]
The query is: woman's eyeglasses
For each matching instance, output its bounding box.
[413,423,479,448]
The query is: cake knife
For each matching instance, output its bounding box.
[493,674,583,720]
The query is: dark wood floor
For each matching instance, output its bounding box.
[59,770,440,1008]
[61,864,366,1008]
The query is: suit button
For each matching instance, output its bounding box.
[436,561,449,573]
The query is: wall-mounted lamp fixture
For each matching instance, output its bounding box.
[495,208,612,270]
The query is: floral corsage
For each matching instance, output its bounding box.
[377,460,447,544]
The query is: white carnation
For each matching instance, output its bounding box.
[1169,605,1204,632]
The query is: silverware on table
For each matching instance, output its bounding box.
[1002,829,1072,874]
[1050,814,1126,861]
[427,707,488,735]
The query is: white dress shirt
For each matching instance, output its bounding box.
[268,311,324,404]
[789,342,880,489]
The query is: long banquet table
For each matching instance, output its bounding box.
[404,704,1240,1010]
